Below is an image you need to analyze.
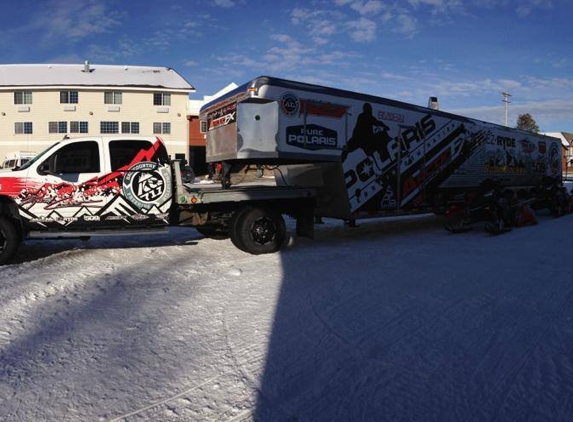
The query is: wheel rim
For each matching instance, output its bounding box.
[251,217,276,245]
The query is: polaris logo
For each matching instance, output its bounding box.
[286,125,338,150]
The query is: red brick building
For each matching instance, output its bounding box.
[187,83,237,175]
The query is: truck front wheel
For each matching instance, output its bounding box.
[0,217,20,265]
[230,207,286,254]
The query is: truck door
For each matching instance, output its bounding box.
[106,139,173,227]
[22,139,106,228]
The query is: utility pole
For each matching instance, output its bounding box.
[501,91,511,126]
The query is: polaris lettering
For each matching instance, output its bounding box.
[288,129,336,146]
[286,125,338,150]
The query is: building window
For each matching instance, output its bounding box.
[104,91,122,104]
[121,122,140,134]
[49,121,68,134]
[70,121,89,134]
[153,122,171,134]
[14,91,33,105]
[153,92,171,106]
[100,121,119,134]
[60,91,79,104]
[200,120,207,133]
[15,122,33,134]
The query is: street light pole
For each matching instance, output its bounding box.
[501,91,511,126]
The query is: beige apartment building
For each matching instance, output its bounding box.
[0,62,194,163]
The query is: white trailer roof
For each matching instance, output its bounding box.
[0,62,194,92]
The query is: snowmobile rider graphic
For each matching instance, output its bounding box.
[344,102,391,161]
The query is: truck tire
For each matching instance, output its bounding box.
[0,217,20,265]
[230,206,286,254]
[229,207,251,251]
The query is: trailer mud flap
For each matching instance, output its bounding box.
[296,208,315,239]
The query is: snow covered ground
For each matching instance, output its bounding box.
[1,210,573,421]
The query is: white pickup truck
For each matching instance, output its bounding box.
[2,151,36,170]
[0,135,316,264]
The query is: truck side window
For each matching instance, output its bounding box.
[46,141,100,174]
[109,140,167,171]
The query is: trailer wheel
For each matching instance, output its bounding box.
[0,217,20,265]
[231,207,286,254]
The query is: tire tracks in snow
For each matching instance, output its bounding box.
[106,252,276,422]
[107,374,223,421]
[469,282,573,422]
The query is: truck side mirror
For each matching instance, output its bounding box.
[37,160,51,176]
[37,156,58,176]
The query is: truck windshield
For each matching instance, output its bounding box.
[17,142,60,171]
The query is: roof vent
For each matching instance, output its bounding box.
[428,96,439,110]
[82,60,93,73]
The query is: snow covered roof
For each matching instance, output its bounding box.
[543,132,570,148]
[0,62,194,92]
[188,82,238,115]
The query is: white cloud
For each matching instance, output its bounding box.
[498,79,523,90]
[85,37,141,62]
[515,0,553,17]
[313,36,330,46]
[318,50,358,64]
[407,0,463,13]
[290,8,341,39]
[349,0,385,15]
[347,17,377,42]
[270,33,303,49]
[212,0,235,8]
[452,98,573,130]
[220,53,260,68]
[35,0,124,42]
[392,13,418,35]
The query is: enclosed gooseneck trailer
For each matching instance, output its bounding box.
[200,76,563,220]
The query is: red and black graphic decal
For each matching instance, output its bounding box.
[14,138,171,230]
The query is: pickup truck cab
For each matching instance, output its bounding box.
[0,136,173,264]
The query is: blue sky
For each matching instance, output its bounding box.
[1,0,572,132]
